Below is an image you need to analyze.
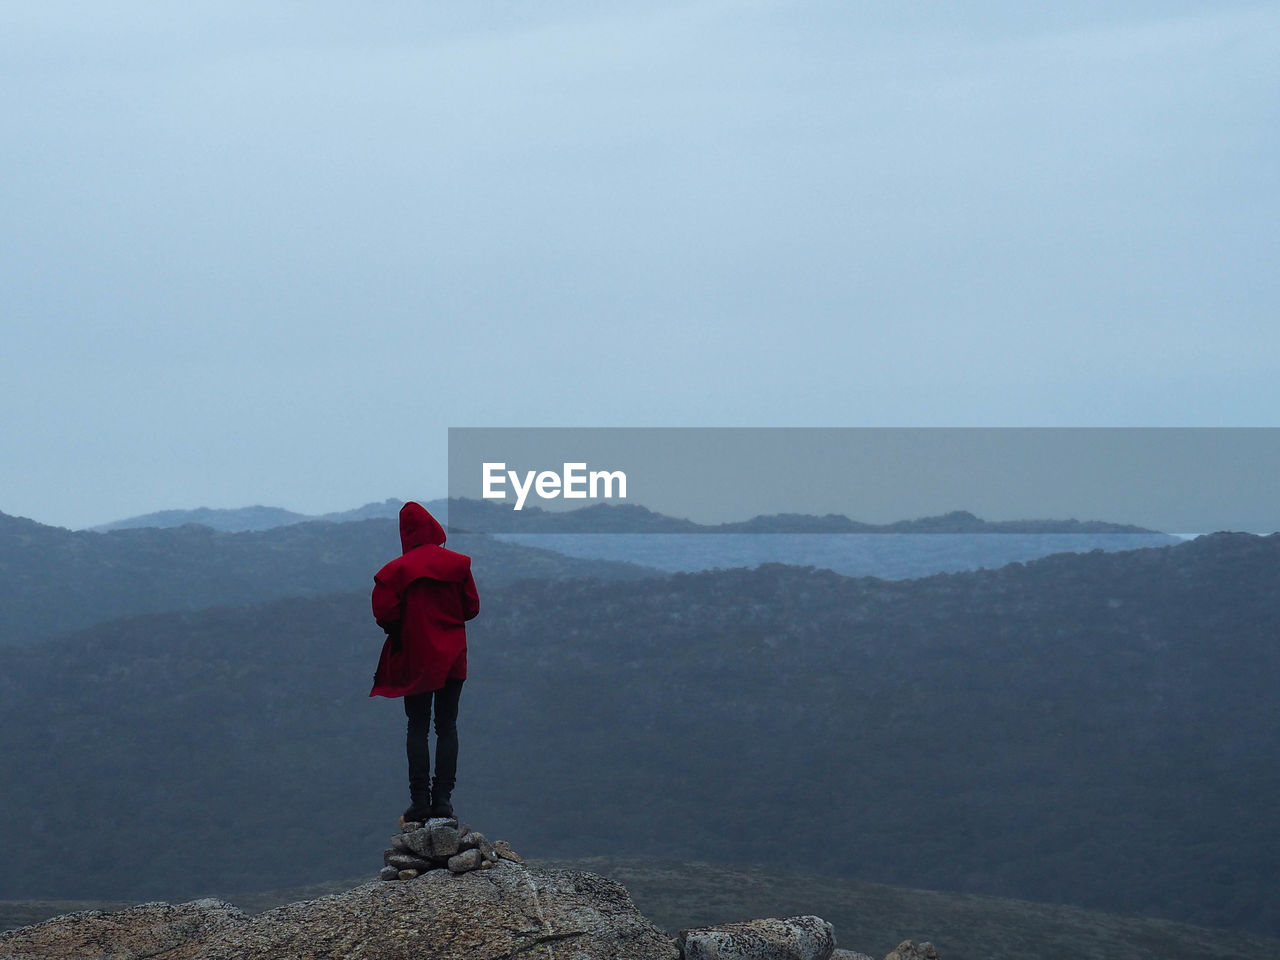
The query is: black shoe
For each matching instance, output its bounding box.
[430,776,455,819]
[401,800,432,825]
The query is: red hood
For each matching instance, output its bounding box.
[399,501,446,553]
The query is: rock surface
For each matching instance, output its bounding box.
[0,863,681,960]
[0,897,245,960]
[883,942,940,960]
[492,840,523,863]
[448,848,484,873]
[677,915,836,960]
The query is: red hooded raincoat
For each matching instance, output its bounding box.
[369,502,479,698]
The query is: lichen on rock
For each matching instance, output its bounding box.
[677,915,836,960]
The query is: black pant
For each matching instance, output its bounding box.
[404,677,464,804]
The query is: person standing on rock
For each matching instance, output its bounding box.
[370,501,480,825]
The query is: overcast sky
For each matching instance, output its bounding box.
[2,1,1277,529]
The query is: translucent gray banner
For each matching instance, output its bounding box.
[446,428,1280,534]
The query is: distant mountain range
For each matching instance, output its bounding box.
[1,500,1182,648]
[88,498,1165,535]
[3,499,1183,649]
[89,499,409,532]
[1,532,1276,937]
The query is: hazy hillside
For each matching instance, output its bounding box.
[0,511,658,646]
[0,533,1276,937]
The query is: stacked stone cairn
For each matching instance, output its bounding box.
[380,816,524,880]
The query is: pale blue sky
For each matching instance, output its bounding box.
[2,2,1277,529]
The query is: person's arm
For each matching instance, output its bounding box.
[372,578,403,634]
[460,566,480,621]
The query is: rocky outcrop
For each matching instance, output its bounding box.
[0,860,935,960]
[213,862,679,960]
[0,863,679,960]
[677,915,835,959]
